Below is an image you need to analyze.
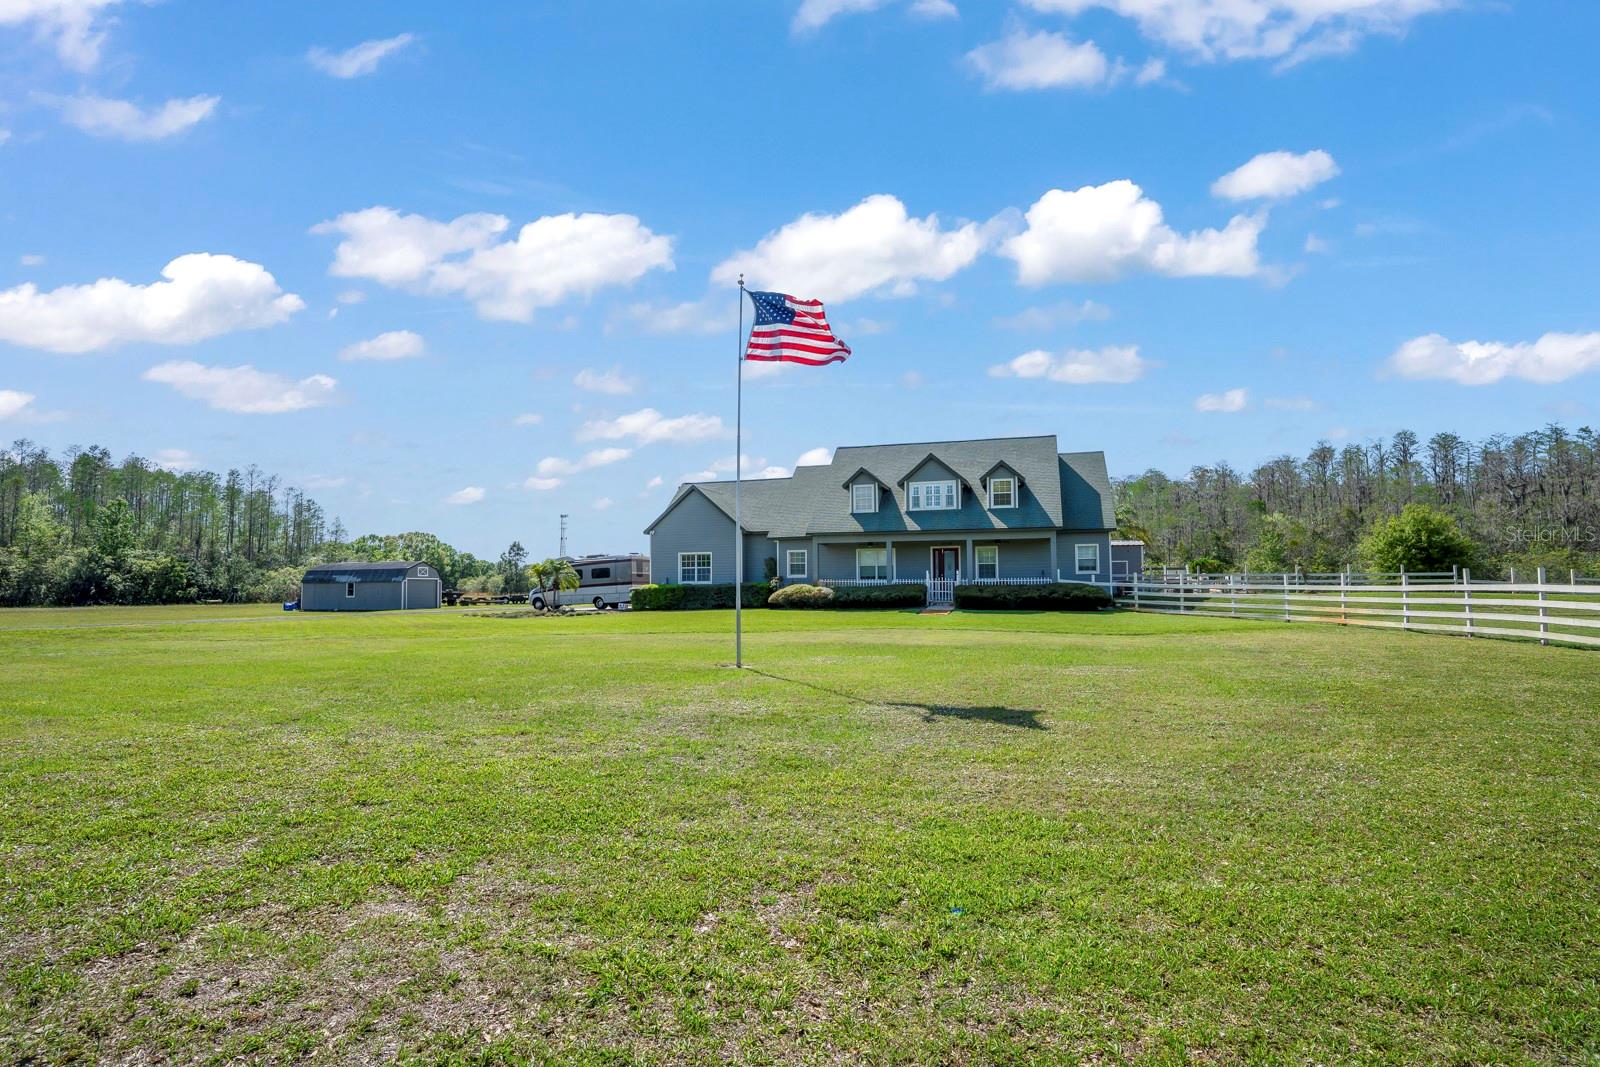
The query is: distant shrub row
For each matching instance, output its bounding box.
[952,582,1112,611]
[767,583,927,609]
[629,583,772,611]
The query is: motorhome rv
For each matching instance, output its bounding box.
[529,553,651,610]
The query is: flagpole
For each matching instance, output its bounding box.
[734,275,745,668]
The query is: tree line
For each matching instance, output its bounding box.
[1115,423,1600,576]
[0,441,534,606]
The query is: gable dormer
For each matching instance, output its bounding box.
[840,467,887,514]
[897,453,971,512]
[979,461,1023,510]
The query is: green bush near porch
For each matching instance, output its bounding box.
[953,581,1112,611]
[629,583,771,610]
[828,583,926,609]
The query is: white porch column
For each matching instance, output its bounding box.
[886,537,895,581]
[964,536,973,582]
[1048,535,1058,581]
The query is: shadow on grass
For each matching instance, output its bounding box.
[745,669,1046,730]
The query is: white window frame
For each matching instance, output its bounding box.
[1075,543,1100,575]
[851,482,878,513]
[856,546,889,581]
[678,551,713,584]
[345,582,356,598]
[975,544,999,580]
[907,479,959,511]
[786,549,808,579]
[988,477,1016,510]
[417,566,429,578]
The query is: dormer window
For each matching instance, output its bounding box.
[988,477,1016,509]
[851,482,878,513]
[908,480,958,511]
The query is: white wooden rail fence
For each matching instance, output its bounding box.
[1118,568,1600,650]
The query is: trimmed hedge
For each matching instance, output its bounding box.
[829,582,926,609]
[630,582,771,611]
[952,581,1112,611]
[767,583,834,609]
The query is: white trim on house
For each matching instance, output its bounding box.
[679,551,712,584]
[908,480,958,511]
[930,544,961,581]
[417,566,430,578]
[975,544,999,580]
[345,582,356,598]
[988,477,1016,509]
[1075,542,1100,574]
[851,482,878,513]
[856,546,888,581]
[786,548,808,579]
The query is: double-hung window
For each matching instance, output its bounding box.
[907,480,958,511]
[679,552,712,584]
[851,483,877,513]
[988,477,1016,509]
[1075,543,1100,575]
[856,547,888,581]
[975,545,999,580]
[786,549,808,579]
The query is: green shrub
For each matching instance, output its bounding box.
[953,582,1112,611]
[828,582,926,609]
[630,583,770,610]
[767,583,835,609]
[1358,504,1478,574]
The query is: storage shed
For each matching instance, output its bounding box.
[300,561,441,612]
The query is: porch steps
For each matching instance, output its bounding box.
[919,606,954,615]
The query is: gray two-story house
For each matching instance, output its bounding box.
[644,434,1120,593]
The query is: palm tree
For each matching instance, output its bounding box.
[526,557,579,610]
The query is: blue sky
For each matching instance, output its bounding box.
[2,1,1597,559]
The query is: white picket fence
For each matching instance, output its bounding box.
[1120,568,1600,650]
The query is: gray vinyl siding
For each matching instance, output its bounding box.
[1058,532,1112,582]
[993,538,1051,579]
[744,533,777,583]
[649,489,737,584]
[1110,542,1145,576]
[903,456,960,491]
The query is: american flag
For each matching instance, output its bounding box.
[744,290,852,366]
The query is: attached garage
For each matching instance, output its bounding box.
[300,561,442,612]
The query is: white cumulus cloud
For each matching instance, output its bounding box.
[338,330,425,362]
[1021,0,1454,66]
[0,389,38,420]
[2,0,127,71]
[313,206,674,322]
[989,345,1147,384]
[0,253,303,354]
[308,33,416,78]
[712,194,988,302]
[1387,332,1600,385]
[966,29,1114,91]
[143,361,338,414]
[445,485,485,506]
[523,476,562,492]
[574,365,637,395]
[151,448,199,472]
[1001,179,1263,284]
[1195,387,1249,412]
[513,412,543,426]
[796,446,835,466]
[1212,149,1339,200]
[577,408,726,446]
[47,94,219,141]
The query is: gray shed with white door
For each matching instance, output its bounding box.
[300,561,441,611]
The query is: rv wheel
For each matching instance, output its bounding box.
[530,596,546,611]
[593,596,607,610]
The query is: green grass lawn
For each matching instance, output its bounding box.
[2,606,1597,1065]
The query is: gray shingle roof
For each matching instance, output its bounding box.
[645,435,1115,538]
[303,561,423,583]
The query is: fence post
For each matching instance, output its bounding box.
[1282,571,1291,622]
[1537,566,1549,646]
[1339,567,1348,625]
[1401,568,1410,631]
[1463,567,1473,638]
[1178,572,1186,615]
[1230,574,1238,617]
[1133,573,1140,611]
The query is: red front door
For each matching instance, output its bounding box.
[933,547,960,581]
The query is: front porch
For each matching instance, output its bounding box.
[808,532,1058,585]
